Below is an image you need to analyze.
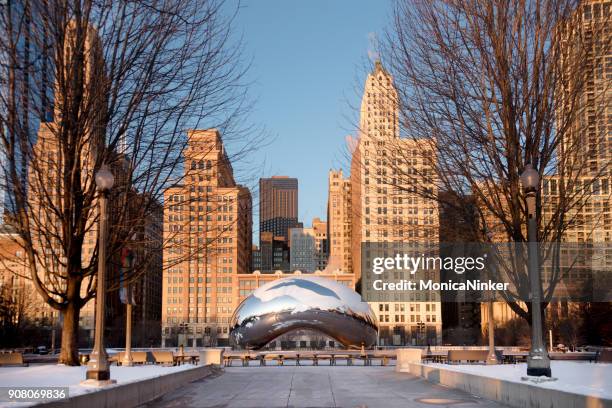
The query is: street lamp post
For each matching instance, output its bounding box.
[122,302,133,366]
[121,247,135,367]
[84,165,116,385]
[485,231,498,365]
[486,300,498,364]
[50,311,56,355]
[520,163,551,377]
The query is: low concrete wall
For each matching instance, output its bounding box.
[37,365,215,408]
[395,348,422,372]
[199,348,224,366]
[399,363,611,408]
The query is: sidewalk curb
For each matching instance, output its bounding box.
[36,365,217,408]
[399,363,611,408]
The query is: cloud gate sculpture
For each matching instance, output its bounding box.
[230,276,378,349]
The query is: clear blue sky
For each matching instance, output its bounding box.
[230,0,392,230]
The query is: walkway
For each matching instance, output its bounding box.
[143,366,507,407]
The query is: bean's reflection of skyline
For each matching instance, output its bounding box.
[230,276,379,349]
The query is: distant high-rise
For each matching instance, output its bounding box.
[257,231,290,272]
[311,217,328,271]
[289,228,316,272]
[259,176,299,243]
[289,218,328,272]
[327,170,352,273]
[162,129,252,347]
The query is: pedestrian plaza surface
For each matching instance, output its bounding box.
[143,366,507,408]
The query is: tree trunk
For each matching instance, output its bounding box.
[58,301,81,366]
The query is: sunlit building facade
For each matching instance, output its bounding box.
[350,61,441,345]
[162,129,252,347]
[327,170,352,273]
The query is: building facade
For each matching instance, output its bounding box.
[289,218,328,273]
[259,176,299,242]
[0,224,53,324]
[350,61,442,345]
[236,270,356,303]
[257,231,290,273]
[289,228,316,272]
[482,1,612,335]
[162,129,252,347]
[1,21,164,347]
[327,170,352,273]
[311,218,328,271]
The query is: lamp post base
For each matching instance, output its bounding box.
[526,366,551,377]
[121,358,133,367]
[85,370,112,381]
[486,353,498,365]
[80,377,116,387]
[527,348,551,377]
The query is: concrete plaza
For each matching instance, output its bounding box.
[143,366,506,408]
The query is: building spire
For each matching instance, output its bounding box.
[374,59,383,71]
[373,59,389,76]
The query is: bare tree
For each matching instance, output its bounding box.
[372,0,610,324]
[0,0,257,365]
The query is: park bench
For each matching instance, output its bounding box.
[356,353,372,366]
[297,352,316,366]
[113,351,149,365]
[333,353,352,366]
[282,353,299,366]
[315,354,333,366]
[242,352,256,367]
[447,350,490,364]
[263,353,283,366]
[0,352,28,367]
[223,353,242,367]
[151,351,175,366]
[596,349,612,363]
[549,352,597,362]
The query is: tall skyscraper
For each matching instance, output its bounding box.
[259,176,299,242]
[26,22,107,344]
[20,23,163,346]
[327,170,352,273]
[558,0,611,178]
[550,0,612,242]
[162,129,252,347]
[1,1,53,225]
[480,1,611,334]
[350,61,441,345]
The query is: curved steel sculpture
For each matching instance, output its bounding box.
[230,276,378,349]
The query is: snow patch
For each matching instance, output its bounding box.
[427,361,611,399]
[0,363,198,407]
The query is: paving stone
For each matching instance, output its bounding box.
[141,366,507,408]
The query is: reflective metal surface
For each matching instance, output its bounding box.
[230,276,378,349]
